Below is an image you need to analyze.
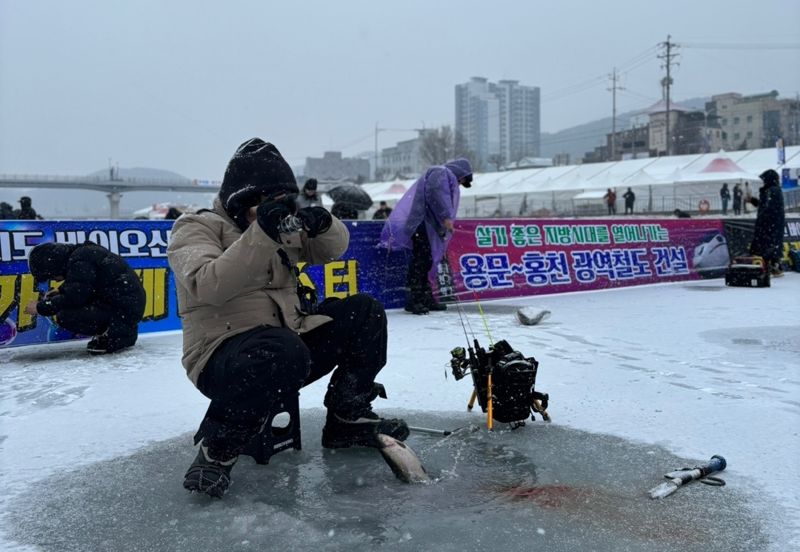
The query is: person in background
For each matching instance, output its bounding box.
[719,183,730,215]
[732,183,743,216]
[331,202,359,219]
[744,182,752,214]
[673,208,691,219]
[379,158,473,315]
[623,187,636,215]
[603,188,617,215]
[296,178,322,209]
[165,207,183,220]
[14,196,41,219]
[0,202,14,219]
[372,201,393,220]
[167,138,408,498]
[747,169,786,276]
[24,241,146,355]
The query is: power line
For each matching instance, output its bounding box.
[617,44,660,72]
[681,42,800,50]
[283,131,377,164]
[620,54,658,76]
[541,44,659,104]
[336,131,377,151]
[540,98,657,147]
[619,88,660,103]
[541,75,607,101]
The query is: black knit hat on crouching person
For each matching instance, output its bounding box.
[219,138,299,230]
[28,242,76,284]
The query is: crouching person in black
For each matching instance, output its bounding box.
[25,242,146,354]
[167,138,408,499]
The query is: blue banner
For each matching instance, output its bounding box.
[0,219,409,348]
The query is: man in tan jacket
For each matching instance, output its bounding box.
[168,138,408,498]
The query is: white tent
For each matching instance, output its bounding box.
[359,145,800,217]
[675,153,761,184]
[572,190,607,200]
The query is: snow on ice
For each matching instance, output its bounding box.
[1,276,798,551]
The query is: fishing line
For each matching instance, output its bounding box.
[472,290,494,346]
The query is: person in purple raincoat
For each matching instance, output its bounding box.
[379,158,473,314]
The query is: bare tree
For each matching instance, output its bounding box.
[420,125,477,169]
[453,129,474,162]
[487,154,504,172]
[374,168,392,181]
[420,126,454,166]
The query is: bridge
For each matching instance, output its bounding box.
[0,174,221,218]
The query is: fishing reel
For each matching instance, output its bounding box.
[449,346,471,380]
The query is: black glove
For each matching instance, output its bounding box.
[256,196,295,242]
[295,206,332,238]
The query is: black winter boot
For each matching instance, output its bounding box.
[321,407,410,449]
[87,333,136,355]
[404,302,429,315]
[86,334,109,355]
[183,444,238,498]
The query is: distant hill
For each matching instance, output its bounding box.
[540,97,709,161]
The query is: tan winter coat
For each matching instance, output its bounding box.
[167,197,349,385]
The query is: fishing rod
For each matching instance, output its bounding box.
[448,278,551,430]
[448,281,496,429]
[452,291,482,415]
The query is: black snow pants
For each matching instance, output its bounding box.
[406,224,434,307]
[195,293,388,460]
[55,295,145,350]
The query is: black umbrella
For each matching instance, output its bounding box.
[327,184,373,211]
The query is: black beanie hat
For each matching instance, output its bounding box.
[304,178,318,191]
[219,138,299,230]
[759,169,780,187]
[28,243,76,283]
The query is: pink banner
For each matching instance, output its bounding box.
[440,218,728,300]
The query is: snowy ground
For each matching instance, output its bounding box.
[1,275,798,551]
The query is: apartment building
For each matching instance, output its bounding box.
[455,77,541,169]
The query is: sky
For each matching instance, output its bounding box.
[1,0,799,180]
[2,278,798,549]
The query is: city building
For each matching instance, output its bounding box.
[378,131,432,180]
[589,101,724,163]
[611,126,650,160]
[455,77,541,169]
[706,91,800,151]
[553,152,571,166]
[304,151,370,182]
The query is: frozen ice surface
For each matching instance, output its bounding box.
[1,275,799,551]
[6,412,769,552]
